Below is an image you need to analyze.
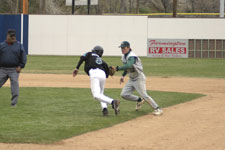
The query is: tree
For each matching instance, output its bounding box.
[173,0,177,17]
[161,0,170,13]
[0,0,221,15]
[136,0,139,13]
[119,0,128,13]
[39,0,46,14]
[190,0,195,12]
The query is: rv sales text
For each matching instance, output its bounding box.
[149,47,186,54]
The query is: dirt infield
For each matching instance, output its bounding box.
[1,74,225,150]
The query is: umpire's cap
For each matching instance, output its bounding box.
[92,46,104,57]
[119,41,130,48]
[7,29,16,37]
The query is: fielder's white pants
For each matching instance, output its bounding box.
[89,68,114,110]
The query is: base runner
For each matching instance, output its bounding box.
[72,46,120,116]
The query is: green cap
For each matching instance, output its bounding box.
[119,41,130,48]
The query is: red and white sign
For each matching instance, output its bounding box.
[147,39,188,58]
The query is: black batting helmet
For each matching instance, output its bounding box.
[92,46,104,57]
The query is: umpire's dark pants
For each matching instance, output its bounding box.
[0,67,19,105]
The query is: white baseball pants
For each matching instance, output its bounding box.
[89,68,114,110]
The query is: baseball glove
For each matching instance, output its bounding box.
[109,66,116,76]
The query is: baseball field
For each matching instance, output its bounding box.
[0,56,225,150]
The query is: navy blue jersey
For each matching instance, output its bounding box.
[76,52,110,77]
[0,41,27,68]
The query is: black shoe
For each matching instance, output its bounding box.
[112,100,120,115]
[11,103,17,107]
[102,108,108,116]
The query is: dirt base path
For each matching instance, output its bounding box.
[1,74,225,150]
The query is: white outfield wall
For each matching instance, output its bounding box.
[29,15,225,56]
[148,18,225,39]
[29,15,148,56]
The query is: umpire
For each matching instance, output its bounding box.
[0,29,27,106]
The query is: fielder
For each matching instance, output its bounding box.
[72,46,120,116]
[113,41,163,115]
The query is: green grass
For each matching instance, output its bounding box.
[24,55,225,78]
[142,58,225,78]
[0,87,204,144]
[0,55,218,143]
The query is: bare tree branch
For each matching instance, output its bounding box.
[0,0,221,15]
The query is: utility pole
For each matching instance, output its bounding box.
[173,0,177,17]
[23,0,28,14]
[220,0,224,18]
[72,0,75,14]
